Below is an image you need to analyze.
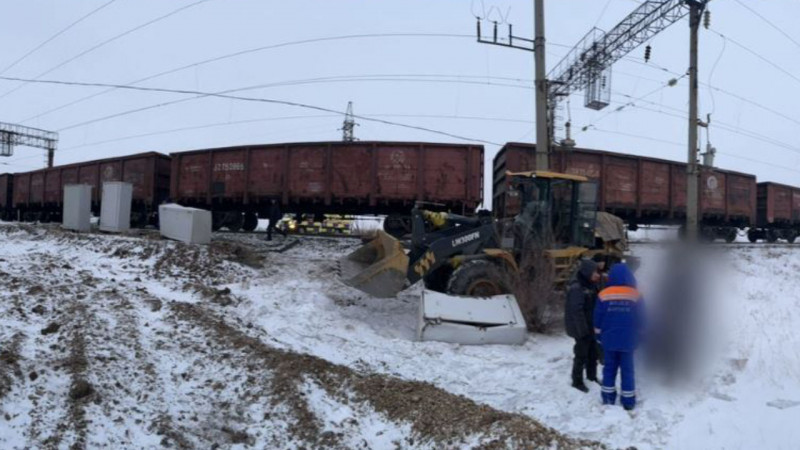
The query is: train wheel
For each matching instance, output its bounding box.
[243,212,258,232]
[226,212,243,232]
[766,230,778,243]
[724,229,737,243]
[787,233,797,244]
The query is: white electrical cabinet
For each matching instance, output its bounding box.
[416,290,528,345]
[62,184,92,232]
[100,182,133,233]
[158,203,212,244]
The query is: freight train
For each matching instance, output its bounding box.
[0,152,171,226]
[494,143,800,242]
[0,141,483,236]
[168,141,483,235]
[0,140,798,243]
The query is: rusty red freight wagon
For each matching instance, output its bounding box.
[170,141,484,233]
[748,182,800,242]
[11,152,171,225]
[493,143,756,241]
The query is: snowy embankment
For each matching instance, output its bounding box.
[227,236,800,449]
[0,224,595,449]
[0,223,798,449]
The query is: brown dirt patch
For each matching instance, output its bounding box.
[170,302,603,449]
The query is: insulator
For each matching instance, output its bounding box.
[644,45,652,62]
[704,10,711,29]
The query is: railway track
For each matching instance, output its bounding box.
[212,229,367,240]
[630,240,799,248]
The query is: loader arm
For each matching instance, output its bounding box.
[406,221,498,285]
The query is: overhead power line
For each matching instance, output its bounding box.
[0,0,213,101]
[3,112,527,166]
[0,75,501,145]
[0,0,119,76]
[1,73,534,134]
[19,32,479,124]
[590,127,800,175]
[733,0,800,51]
[588,93,800,157]
[709,29,800,87]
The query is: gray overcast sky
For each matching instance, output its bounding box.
[1,0,799,207]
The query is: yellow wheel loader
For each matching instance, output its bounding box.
[339,171,630,298]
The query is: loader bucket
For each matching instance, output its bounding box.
[339,231,409,298]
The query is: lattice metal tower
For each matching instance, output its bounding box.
[341,101,357,142]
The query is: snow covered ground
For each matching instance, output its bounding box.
[1,222,798,449]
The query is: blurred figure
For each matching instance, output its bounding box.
[645,245,710,384]
[267,199,286,241]
[565,259,601,393]
[594,263,644,410]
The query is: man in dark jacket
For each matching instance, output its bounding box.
[594,263,644,410]
[266,199,286,241]
[565,259,601,392]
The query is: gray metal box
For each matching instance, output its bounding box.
[158,203,212,244]
[416,290,528,345]
[100,182,133,233]
[62,184,92,232]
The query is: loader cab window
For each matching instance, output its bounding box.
[575,181,599,248]
[551,180,575,245]
[552,179,598,248]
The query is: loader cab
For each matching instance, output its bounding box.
[507,171,598,249]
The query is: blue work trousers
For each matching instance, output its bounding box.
[601,350,636,408]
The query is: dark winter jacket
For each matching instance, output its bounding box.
[268,202,282,223]
[594,263,644,352]
[564,260,598,339]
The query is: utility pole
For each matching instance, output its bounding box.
[534,0,549,170]
[686,1,704,241]
[474,4,541,167]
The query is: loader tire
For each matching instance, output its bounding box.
[447,260,512,297]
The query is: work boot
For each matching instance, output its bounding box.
[587,376,601,385]
[571,381,589,393]
[623,404,635,411]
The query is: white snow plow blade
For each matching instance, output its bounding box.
[416,290,527,345]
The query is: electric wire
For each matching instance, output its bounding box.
[0,0,119,76]
[0,0,213,101]
[49,113,529,154]
[0,73,534,133]
[733,0,800,51]
[707,31,726,115]
[709,29,800,87]
[590,127,800,175]
[0,76,503,145]
[593,95,800,156]
[593,0,614,28]
[19,32,481,124]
